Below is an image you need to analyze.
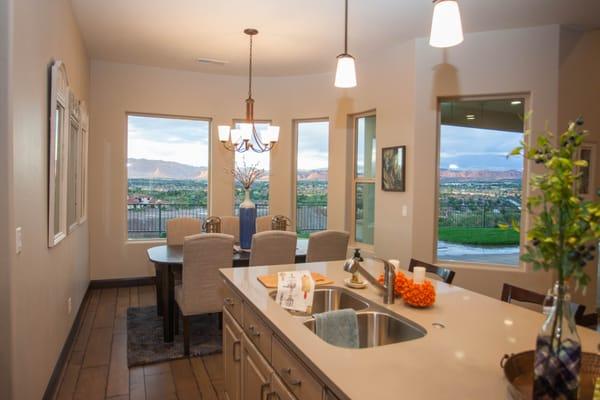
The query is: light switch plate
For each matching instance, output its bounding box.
[402,205,408,217]
[16,227,22,254]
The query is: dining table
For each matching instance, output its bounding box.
[147,238,308,342]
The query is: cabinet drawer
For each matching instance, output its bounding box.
[271,336,323,400]
[243,304,273,360]
[223,281,243,324]
[269,372,298,400]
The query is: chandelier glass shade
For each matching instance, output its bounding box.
[218,29,279,153]
[334,0,357,88]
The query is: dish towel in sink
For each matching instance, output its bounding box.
[313,309,359,349]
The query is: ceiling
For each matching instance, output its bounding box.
[70,0,600,77]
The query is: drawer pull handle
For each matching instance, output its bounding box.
[280,368,302,386]
[248,325,261,337]
[266,391,280,400]
[260,382,270,399]
[224,297,235,306]
[233,340,241,362]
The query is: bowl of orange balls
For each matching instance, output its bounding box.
[379,265,436,308]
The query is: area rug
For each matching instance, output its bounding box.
[127,306,222,367]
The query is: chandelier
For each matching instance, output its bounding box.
[218,29,279,153]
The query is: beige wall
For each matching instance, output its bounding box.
[9,0,90,398]
[0,0,14,398]
[558,27,600,308]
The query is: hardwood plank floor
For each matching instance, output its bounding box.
[52,284,226,400]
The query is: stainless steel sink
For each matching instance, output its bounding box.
[269,287,369,316]
[303,311,427,348]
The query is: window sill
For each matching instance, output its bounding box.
[435,258,527,273]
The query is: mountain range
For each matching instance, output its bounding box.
[127,158,328,181]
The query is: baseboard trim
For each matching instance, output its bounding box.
[89,276,156,289]
[42,286,92,400]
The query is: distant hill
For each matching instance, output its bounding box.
[128,158,208,180]
[128,158,328,181]
[440,169,521,181]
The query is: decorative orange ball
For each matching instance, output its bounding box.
[403,279,436,308]
[377,270,410,297]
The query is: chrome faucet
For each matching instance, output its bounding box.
[343,251,396,304]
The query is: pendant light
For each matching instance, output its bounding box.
[429,0,464,48]
[334,0,357,88]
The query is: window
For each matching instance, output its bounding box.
[127,114,210,240]
[233,120,270,215]
[352,113,376,245]
[66,109,80,231]
[436,97,525,266]
[295,119,328,237]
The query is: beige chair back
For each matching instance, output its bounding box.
[306,230,350,262]
[220,216,240,243]
[249,231,297,267]
[166,217,201,245]
[181,233,234,315]
[256,215,274,233]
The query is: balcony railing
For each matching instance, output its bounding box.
[128,201,328,239]
[438,204,521,228]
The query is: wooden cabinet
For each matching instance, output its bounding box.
[268,373,298,400]
[244,303,273,360]
[242,334,273,400]
[223,309,243,400]
[223,282,243,323]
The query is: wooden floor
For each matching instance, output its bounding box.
[52,285,225,400]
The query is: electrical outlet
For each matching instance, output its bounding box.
[15,227,22,254]
[67,297,72,315]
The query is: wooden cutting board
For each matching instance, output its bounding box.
[257,272,334,288]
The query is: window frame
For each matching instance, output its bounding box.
[232,118,272,215]
[433,94,531,270]
[350,110,377,250]
[292,117,329,233]
[124,112,212,242]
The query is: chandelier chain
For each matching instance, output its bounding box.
[248,34,253,99]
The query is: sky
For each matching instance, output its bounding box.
[128,115,209,167]
[128,115,330,171]
[439,125,523,171]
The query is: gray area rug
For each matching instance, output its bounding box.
[127,306,222,367]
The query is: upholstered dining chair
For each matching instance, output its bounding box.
[408,258,456,284]
[255,215,274,233]
[220,216,240,243]
[500,283,587,326]
[306,230,350,262]
[166,217,202,245]
[174,233,234,355]
[249,231,297,267]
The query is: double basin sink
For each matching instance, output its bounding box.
[269,287,426,348]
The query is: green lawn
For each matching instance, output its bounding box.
[438,227,519,246]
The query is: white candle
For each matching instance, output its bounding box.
[413,266,426,284]
[388,259,400,270]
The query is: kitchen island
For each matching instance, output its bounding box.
[219,260,600,399]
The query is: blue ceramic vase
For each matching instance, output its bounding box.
[239,189,256,250]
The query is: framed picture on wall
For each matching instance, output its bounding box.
[577,143,596,201]
[382,145,406,192]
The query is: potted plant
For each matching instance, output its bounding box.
[230,159,266,249]
[509,118,600,399]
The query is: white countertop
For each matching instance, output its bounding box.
[220,260,600,399]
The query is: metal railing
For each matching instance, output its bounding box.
[438,204,521,228]
[128,201,328,239]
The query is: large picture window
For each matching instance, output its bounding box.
[437,97,525,266]
[127,114,210,240]
[233,120,270,215]
[295,119,328,237]
[352,113,376,245]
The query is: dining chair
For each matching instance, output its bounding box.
[500,283,587,325]
[166,217,202,245]
[220,216,240,243]
[408,258,456,284]
[249,231,297,266]
[256,215,274,233]
[174,233,234,356]
[306,230,350,262]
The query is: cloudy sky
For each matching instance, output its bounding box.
[129,115,329,171]
[128,115,209,167]
[440,125,523,171]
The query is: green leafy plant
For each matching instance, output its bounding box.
[509,117,600,289]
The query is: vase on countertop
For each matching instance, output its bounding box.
[533,281,581,400]
[239,188,256,250]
